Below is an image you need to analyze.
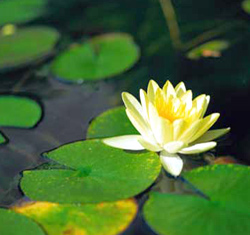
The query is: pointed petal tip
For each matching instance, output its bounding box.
[160,151,183,177]
[102,135,145,151]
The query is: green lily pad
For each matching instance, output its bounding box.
[0,26,59,70]
[51,33,140,82]
[0,208,45,235]
[14,199,137,235]
[187,40,229,60]
[143,164,250,235]
[21,139,161,203]
[87,106,138,139]
[0,0,46,26]
[0,95,42,128]
[242,0,250,14]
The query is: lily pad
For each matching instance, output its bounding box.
[14,199,137,235]
[0,95,42,128]
[143,164,250,235]
[21,139,161,203]
[0,26,59,70]
[242,0,250,14]
[87,106,138,139]
[0,208,45,235]
[0,0,46,26]
[51,33,140,82]
[187,40,229,60]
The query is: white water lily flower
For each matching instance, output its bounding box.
[103,80,230,176]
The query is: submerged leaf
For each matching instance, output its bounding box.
[0,0,46,26]
[21,139,161,203]
[187,40,229,60]
[14,199,137,235]
[143,164,250,235]
[0,26,59,70]
[51,33,140,82]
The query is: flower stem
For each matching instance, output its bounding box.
[158,0,182,50]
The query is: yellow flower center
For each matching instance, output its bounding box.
[155,91,187,122]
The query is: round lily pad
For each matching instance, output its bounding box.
[87,106,138,139]
[0,0,46,26]
[21,139,161,203]
[0,208,45,235]
[14,199,137,235]
[51,33,140,82]
[143,164,250,235]
[187,40,229,60]
[0,26,59,70]
[0,95,42,128]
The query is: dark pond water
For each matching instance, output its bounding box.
[0,0,250,234]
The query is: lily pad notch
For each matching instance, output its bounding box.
[21,139,161,203]
[51,33,140,83]
[143,164,250,235]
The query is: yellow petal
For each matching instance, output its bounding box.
[148,102,173,145]
[192,127,230,144]
[175,82,186,97]
[163,80,176,101]
[160,151,183,176]
[102,135,145,150]
[179,142,217,154]
[189,113,220,143]
[147,79,159,103]
[163,141,186,154]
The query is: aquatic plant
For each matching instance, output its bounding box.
[104,80,230,176]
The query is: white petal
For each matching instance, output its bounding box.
[126,109,155,144]
[163,141,186,153]
[148,102,173,145]
[192,94,206,119]
[147,80,159,103]
[160,151,183,176]
[138,138,162,152]
[175,82,186,97]
[140,89,150,119]
[188,113,220,143]
[178,119,202,143]
[102,135,145,150]
[122,92,144,118]
[179,142,217,154]
[173,119,185,140]
[180,90,193,110]
[192,127,230,144]
[200,95,210,118]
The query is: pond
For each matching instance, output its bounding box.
[0,0,250,235]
